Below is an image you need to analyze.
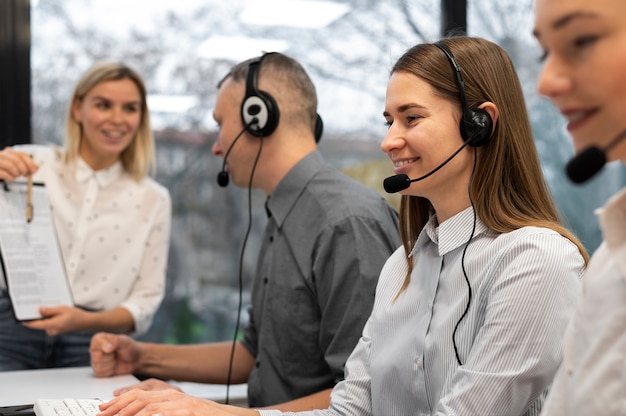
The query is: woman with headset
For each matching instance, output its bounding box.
[534,0,626,414]
[96,36,587,416]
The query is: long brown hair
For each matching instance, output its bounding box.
[394,37,588,288]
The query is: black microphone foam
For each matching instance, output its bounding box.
[565,146,606,184]
[217,170,230,187]
[564,128,626,184]
[383,174,411,193]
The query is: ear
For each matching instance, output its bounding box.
[477,101,499,135]
[71,98,83,123]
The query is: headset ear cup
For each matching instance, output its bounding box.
[314,114,323,143]
[466,108,493,147]
[242,90,280,137]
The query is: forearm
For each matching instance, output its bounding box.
[82,306,135,333]
[135,341,255,385]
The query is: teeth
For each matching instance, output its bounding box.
[565,112,586,123]
[103,130,125,137]
[394,158,417,168]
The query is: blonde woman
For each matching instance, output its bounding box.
[0,61,171,370]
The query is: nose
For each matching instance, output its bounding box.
[380,124,404,156]
[111,106,124,124]
[537,54,573,100]
[211,137,222,156]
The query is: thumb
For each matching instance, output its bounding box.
[92,332,119,354]
[103,337,117,354]
[38,306,59,318]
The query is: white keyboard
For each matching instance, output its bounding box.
[33,399,103,416]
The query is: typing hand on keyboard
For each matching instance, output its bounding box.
[33,399,103,416]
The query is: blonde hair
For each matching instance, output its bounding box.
[64,61,154,180]
[393,37,589,291]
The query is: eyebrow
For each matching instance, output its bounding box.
[382,103,426,117]
[90,95,140,105]
[533,11,600,38]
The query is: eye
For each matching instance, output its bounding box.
[406,115,421,124]
[384,120,393,128]
[573,34,599,49]
[123,103,140,113]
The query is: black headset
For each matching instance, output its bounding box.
[434,42,492,148]
[241,52,324,142]
[241,54,280,138]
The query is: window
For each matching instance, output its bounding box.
[30,0,624,343]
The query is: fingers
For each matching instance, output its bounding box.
[90,333,138,378]
[98,390,244,416]
[21,306,75,336]
[91,332,120,355]
[114,378,179,396]
[90,333,123,377]
[0,148,39,182]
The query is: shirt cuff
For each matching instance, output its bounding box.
[257,410,283,416]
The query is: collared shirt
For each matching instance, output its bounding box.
[260,207,584,416]
[541,187,626,416]
[242,150,400,407]
[0,145,171,335]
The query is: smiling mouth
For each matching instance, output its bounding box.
[393,157,419,168]
[563,109,597,130]
[102,130,127,139]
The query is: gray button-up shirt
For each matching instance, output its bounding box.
[242,150,400,407]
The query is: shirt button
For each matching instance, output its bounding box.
[255,361,260,368]
[415,357,422,367]
[269,235,274,242]
[263,277,268,284]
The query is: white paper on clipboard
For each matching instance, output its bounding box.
[0,180,74,321]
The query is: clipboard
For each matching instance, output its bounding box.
[0,180,74,321]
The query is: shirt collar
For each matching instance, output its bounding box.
[410,206,489,257]
[266,150,325,227]
[598,187,626,275]
[75,157,123,188]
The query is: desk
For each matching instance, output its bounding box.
[0,367,248,408]
[0,367,137,406]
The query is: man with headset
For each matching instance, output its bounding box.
[89,52,400,412]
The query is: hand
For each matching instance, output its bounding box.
[90,332,140,377]
[98,389,259,416]
[0,147,38,182]
[23,305,89,335]
[113,378,182,397]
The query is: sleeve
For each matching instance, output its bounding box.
[120,185,172,335]
[241,304,258,357]
[540,362,568,415]
[435,232,584,415]
[312,212,399,384]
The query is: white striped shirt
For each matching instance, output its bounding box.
[260,207,584,416]
[540,187,626,415]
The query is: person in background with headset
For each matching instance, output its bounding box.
[92,36,588,416]
[534,0,626,414]
[89,52,401,411]
[0,61,171,370]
